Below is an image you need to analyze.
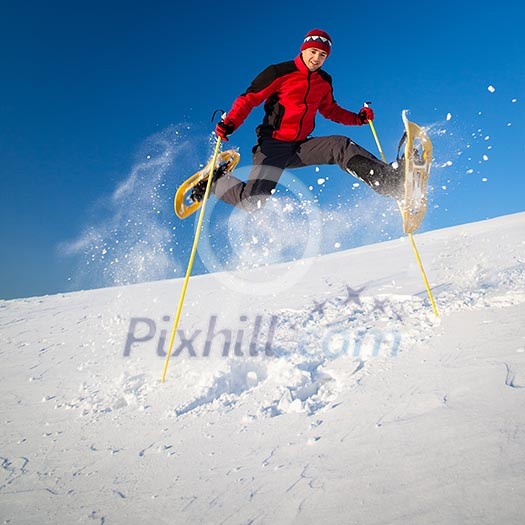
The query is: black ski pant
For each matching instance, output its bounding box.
[214,135,400,212]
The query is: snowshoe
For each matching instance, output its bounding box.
[174,150,240,219]
[395,111,433,234]
[189,160,235,204]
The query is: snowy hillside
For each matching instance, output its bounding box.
[1,212,525,524]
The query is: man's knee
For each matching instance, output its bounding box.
[240,193,271,212]
[240,178,276,212]
[321,135,372,165]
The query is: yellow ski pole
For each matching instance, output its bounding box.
[368,118,386,165]
[161,137,223,383]
[408,232,439,316]
[367,117,439,317]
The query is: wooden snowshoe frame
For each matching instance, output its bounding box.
[400,111,433,234]
[174,149,240,219]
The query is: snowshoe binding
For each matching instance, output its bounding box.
[189,161,235,204]
[174,149,240,219]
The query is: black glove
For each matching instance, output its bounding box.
[358,106,374,124]
[215,120,236,141]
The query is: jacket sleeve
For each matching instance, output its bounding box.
[318,75,362,126]
[225,65,283,129]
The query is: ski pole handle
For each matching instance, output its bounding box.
[363,102,387,163]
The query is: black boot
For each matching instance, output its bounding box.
[189,178,208,203]
[387,158,405,200]
[346,155,404,199]
[189,163,231,203]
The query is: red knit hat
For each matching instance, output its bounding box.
[300,29,332,56]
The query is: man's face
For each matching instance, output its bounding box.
[301,47,328,71]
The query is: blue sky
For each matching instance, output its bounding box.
[1,0,524,300]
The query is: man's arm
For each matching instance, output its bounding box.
[318,72,363,126]
[221,61,298,134]
[224,65,283,130]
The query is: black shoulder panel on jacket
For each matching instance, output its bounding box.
[244,61,298,95]
[318,69,333,86]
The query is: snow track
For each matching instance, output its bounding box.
[1,212,524,524]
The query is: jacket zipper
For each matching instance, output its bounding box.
[294,71,311,141]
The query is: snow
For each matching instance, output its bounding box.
[1,212,525,524]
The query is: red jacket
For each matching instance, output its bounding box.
[226,54,362,142]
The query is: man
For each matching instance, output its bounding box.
[199,29,402,212]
